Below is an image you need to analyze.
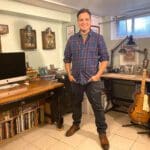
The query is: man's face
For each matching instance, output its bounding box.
[77,12,91,33]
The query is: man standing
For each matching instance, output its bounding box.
[64,8,109,150]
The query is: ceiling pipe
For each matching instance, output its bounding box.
[99,10,150,25]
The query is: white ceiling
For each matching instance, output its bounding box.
[14,0,150,17]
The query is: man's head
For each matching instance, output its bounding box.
[77,8,91,34]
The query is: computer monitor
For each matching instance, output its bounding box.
[0,52,27,86]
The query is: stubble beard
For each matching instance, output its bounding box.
[80,28,90,35]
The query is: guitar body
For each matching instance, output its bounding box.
[128,91,150,124]
[128,58,150,125]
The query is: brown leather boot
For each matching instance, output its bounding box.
[65,125,80,137]
[99,133,109,150]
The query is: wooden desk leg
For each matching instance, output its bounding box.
[50,88,64,128]
[57,92,64,128]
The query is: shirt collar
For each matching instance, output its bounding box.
[78,30,93,37]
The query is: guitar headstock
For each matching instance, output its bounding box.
[143,59,149,69]
[142,48,149,69]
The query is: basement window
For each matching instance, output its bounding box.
[116,15,150,38]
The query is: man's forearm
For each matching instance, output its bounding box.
[96,61,108,78]
[65,63,71,76]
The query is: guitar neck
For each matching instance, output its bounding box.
[140,69,147,95]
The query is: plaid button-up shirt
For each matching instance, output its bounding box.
[64,30,109,85]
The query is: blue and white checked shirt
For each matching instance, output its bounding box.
[64,30,109,85]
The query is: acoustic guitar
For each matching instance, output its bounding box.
[128,59,150,125]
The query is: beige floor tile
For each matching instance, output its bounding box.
[77,113,97,135]
[107,120,122,134]
[115,126,138,140]
[41,123,69,140]
[31,134,58,150]
[48,141,74,150]
[81,122,97,135]
[22,128,45,143]
[58,130,86,148]
[42,115,95,148]
[75,137,102,150]
[131,142,150,150]
[0,138,28,150]
[23,144,40,150]
[109,134,134,150]
[0,112,150,150]
[42,123,92,148]
[136,133,150,144]
[81,113,94,123]
[115,114,130,125]
[106,111,125,120]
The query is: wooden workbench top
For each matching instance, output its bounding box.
[101,73,150,82]
[0,80,64,105]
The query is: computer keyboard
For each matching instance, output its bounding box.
[0,85,28,98]
[0,83,20,90]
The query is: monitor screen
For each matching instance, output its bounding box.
[0,52,27,86]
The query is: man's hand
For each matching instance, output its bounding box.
[88,74,100,82]
[65,63,76,82]
[68,74,76,82]
[88,61,108,82]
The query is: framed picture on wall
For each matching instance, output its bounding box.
[66,25,75,40]
[42,27,56,50]
[20,25,37,50]
[91,25,100,34]
[0,24,9,34]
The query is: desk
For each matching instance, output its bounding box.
[0,79,64,128]
[101,73,150,113]
[101,73,150,82]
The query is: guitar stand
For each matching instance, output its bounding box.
[137,130,150,135]
[122,121,150,135]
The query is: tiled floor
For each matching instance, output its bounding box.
[0,111,150,150]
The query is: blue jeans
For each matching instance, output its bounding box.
[71,81,107,134]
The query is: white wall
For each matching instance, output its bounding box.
[102,16,150,68]
[91,15,103,34]
[0,14,63,69]
[0,0,72,70]
[0,0,71,22]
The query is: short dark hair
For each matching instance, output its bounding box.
[77,8,91,18]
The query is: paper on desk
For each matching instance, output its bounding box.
[143,94,150,112]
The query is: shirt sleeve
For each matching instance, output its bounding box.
[63,38,72,63]
[98,35,109,62]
